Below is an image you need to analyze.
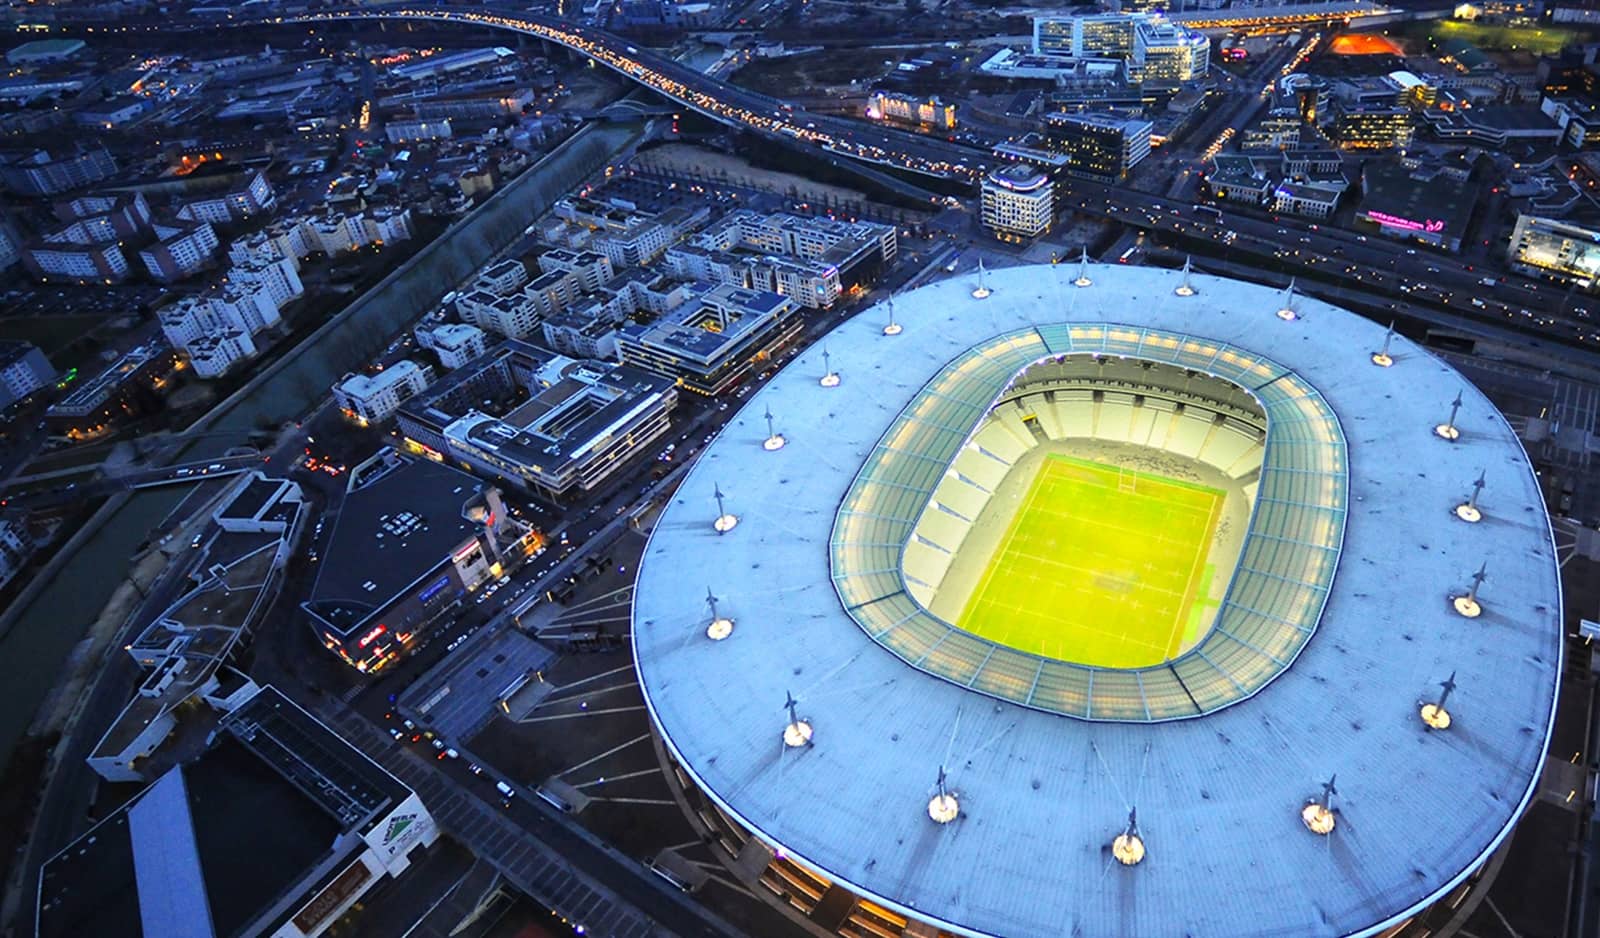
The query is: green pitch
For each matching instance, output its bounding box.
[958,454,1223,669]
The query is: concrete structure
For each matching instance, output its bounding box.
[416,321,489,369]
[1032,12,1209,82]
[138,221,220,283]
[0,515,34,592]
[176,171,277,225]
[0,147,116,196]
[618,283,800,395]
[398,340,677,500]
[1272,180,1342,218]
[332,360,432,426]
[6,38,85,64]
[1509,214,1600,289]
[42,686,438,938]
[87,475,303,781]
[867,91,957,130]
[44,341,180,440]
[385,118,454,144]
[981,162,1055,241]
[303,454,527,671]
[633,263,1561,938]
[0,341,54,409]
[186,331,258,378]
[23,241,129,283]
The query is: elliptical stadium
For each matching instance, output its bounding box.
[631,262,1562,938]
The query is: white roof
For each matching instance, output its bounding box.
[632,263,1562,938]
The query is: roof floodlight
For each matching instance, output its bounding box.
[1276,278,1299,321]
[1454,470,1485,523]
[972,258,991,299]
[927,766,959,824]
[712,483,738,533]
[819,348,840,388]
[1111,807,1146,865]
[782,691,812,748]
[1452,562,1486,618]
[1420,671,1456,730]
[1074,246,1093,287]
[1371,321,1396,367]
[1174,256,1196,297]
[1435,391,1463,441]
[705,586,733,640]
[1301,775,1338,835]
[883,294,902,336]
[762,405,786,451]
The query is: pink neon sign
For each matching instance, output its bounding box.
[1366,210,1445,234]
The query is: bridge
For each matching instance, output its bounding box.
[270,6,990,188]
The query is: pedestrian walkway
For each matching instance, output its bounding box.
[319,699,671,938]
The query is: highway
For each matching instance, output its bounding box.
[1062,180,1600,353]
[267,5,992,186]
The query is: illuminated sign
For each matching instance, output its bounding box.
[357,625,387,648]
[418,575,451,603]
[292,861,372,933]
[453,541,482,564]
[1365,210,1444,234]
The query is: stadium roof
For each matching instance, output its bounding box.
[632,263,1562,938]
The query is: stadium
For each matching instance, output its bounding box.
[631,262,1562,938]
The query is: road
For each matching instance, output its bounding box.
[235,5,992,187]
[1061,181,1600,356]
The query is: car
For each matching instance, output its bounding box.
[437,747,459,760]
[388,728,403,741]
[402,719,416,731]
[191,534,204,549]
[467,763,485,776]
[430,737,444,750]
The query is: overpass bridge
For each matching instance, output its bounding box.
[265,6,989,189]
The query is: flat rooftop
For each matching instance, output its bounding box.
[304,457,486,636]
[633,263,1562,938]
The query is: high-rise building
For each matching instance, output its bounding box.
[1042,112,1153,180]
[1331,103,1415,150]
[1508,214,1600,289]
[981,163,1055,241]
[1031,13,1208,83]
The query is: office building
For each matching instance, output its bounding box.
[981,163,1056,241]
[1272,181,1342,219]
[1356,161,1475,252]
[332,360,432,426]
[39,685,439,938]
[1508,214,1600,289]
[416,346,678,500]
[1032,13,1208,83]
[415,321,489,369]
[44,341,181,441]
[1331,103,1415,149]
[303,453,526,671]
[1043,112,1152,180]
[867,92,957,130]
[618,283,801,395]
[0,341,53,409]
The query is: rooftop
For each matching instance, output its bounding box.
[633,263,1562,938]
[303,457,488,636]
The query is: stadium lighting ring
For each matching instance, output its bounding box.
[633,262,1560,938]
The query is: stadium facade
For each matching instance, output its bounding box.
[631,263,1562,938]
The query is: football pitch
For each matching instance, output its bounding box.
[958,455,1223,669]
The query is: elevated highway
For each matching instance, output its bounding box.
[272,5,990,188]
